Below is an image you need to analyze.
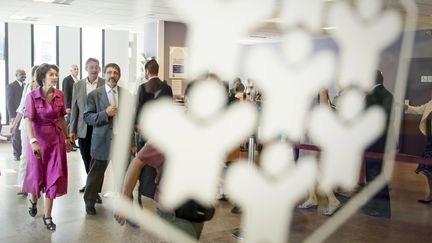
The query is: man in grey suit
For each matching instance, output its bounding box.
[7,69,26,161]
[69,58,104,193]
[83,63,124,215]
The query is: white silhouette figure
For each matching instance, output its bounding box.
[225,142,318,243]
[139,80,257,208]
[167,0,276,80]
[281,0,325,31]
[246,29,336,141]
[309,90,385,192]
[328,0,401,89]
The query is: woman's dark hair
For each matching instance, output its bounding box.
[36,64,59,86]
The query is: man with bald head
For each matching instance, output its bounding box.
[7,69,26,161]
[63,64,79,151]
[63,64,79,115]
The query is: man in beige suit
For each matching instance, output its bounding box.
[69,58,105,196]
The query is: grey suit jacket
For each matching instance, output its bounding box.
[84,85,128,161]
[69,77,105,138]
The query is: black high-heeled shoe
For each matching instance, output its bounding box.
[28,199,37,217]
[43,216,56,231]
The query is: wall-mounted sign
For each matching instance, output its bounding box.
[421,75,432,82]
[169,46,187,79]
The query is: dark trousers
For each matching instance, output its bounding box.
[84,159,108,207]
[137,137,157,199]
[78,126,93,174]
[363,157,391,218]
[12,126,22,158]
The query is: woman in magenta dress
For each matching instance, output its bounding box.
[22,64,72,231]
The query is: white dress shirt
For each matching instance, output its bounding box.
[86,78,98,95]
[105,84,118,107]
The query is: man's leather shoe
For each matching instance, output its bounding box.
[86,205,96,215]
[231,206,241,214]
[79,186,85,193]
[418,199,432,204]
[96,195,103,204]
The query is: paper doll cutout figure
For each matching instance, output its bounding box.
[139,80,257,208]
[328,0,401,89]
[168,0,276,80]
[309,90,385,192]
[246,29,336,141]
[225,142,318,243]
[281,0,325,31]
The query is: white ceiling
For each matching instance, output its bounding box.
[0,0,431,33]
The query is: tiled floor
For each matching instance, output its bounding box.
[0,142,431,243]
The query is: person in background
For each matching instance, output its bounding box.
[22,64,72,231]
[229,78,245,103]
[362,70,393,218]
[69,58,105,195]
[11,65,40,196]
[115,82,205,240]
[135,59,173,201]
[83,63,127,215]
[404,97,432,204]
[0,112,5,141]
[7,69,26,161]
[297,88,342,216]
[62,64,80,150]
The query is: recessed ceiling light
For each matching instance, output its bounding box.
[33,0,56,3]
[264,18,281,23]
[7,15,39,22]
[8,15,27,20]
[321,26,336,30]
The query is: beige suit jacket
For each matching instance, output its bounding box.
[406,100,432,136]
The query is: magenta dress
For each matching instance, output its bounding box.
[22,88,68,199]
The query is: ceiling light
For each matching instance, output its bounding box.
[8,15,27,20]
[321,26,336,30]
[7,15,39,22]
[264,18,281,23]
[33,0,56,3]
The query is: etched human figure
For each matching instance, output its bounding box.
[308,90,386,192]
[167,0,276,80]
[281,0,325,31]
[328,0,401,89]
[225,143,318,243]
[246,29,336,141]
[139,79,257,208]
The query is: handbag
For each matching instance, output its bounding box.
[175,200,215,222]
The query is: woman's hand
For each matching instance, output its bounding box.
[31,142,42,159]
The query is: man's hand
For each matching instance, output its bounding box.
[65,138,73,152]
[114,212,126,226]
[106,105,118,117]
[70,133,76,141]
[10,124,17,135]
